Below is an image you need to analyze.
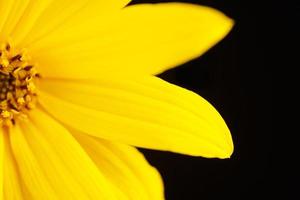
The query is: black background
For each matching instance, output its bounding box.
[130,0,272,199]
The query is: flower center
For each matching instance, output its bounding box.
[0,43,39,127]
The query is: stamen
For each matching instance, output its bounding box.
[0,42,39,127]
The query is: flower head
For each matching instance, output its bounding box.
[0,43,38,126]
[0,0,233,199]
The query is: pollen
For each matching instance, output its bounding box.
[0,42,39,127]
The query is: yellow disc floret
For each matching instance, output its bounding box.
[0,43,39,127]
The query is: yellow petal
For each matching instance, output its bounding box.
[28,3,232,79]
[0,0,131,46]
[0,129,3,200]
[39,76,233,158]
[0,0,15,35]
[74,131,164,200]
[6,0,54,45]
[9,124,57,200]
[19,0,131,47]
[9,109,117,199]
[1,130,24,200]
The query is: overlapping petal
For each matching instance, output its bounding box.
[8,124,57,200]
[74,131,164,200]
[27,3,233,78]
[9,109,118,199]
[39,76,233,158]
[0,0,131,45]
[1,131,24,200]
[0,130,3,200]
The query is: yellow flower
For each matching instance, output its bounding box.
[0,0,234,199]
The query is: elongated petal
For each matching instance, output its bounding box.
[8,0,54,45]
[1,130,24,200]
[9,125,57,200]
[9,109,117,199]
[0,129,3,199]
[0,0,130,46]
[19,0,131,47]
[74,132,164,200]
[0,0,15,34]
[39,76,233,158]
[28,3,233,78]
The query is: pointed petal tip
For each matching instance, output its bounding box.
[209,145,234,159]
[200,144,233,159]
[214,125,234,159]
[173,2,235,38]
[216,133,234,159]
[209,9,234,42]
[189,125,234,159]
[218,145,234,159]
[222,15,235,37]
[210,105,234,159]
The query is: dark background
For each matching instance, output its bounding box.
[131,0,273,199]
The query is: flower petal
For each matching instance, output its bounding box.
[9,124,57,200]
[0,129,3,199]
[3,0,54,45]
[9,109,117,199]
[0,0,30,42]
[0,0,130,46]
[19,0,131,47]
[28,3,233,78]
[39,76,233,158]
[74,131,164,200]
[1,130,24,200]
